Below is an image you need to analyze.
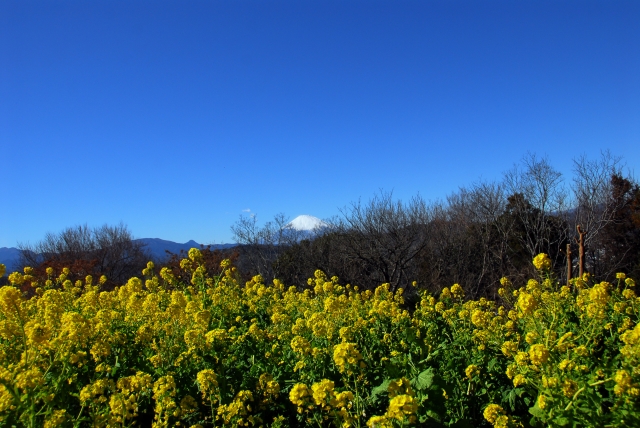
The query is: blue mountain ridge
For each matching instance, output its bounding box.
[134,238,236,262]
[0,247,20,273]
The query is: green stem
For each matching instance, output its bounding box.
[564,378,613,412]
[74,404,86,427]
[564,387,585,411]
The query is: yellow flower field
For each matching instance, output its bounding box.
[0,250,638,427]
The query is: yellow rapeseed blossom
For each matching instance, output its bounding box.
[367,415,393,427]
[586,282,610,318]
[465,364,480,380]
[514,351,529,366]
[451,283,464,298]
[529,344,550,365]
[196,370,218,398]
[525,331,539,344]
[80,378,115,404]
[7,272,24,285]
[555,331,573,351]
[386,394,417,422]
[533,253,551,270]
[188,248,203,263]
[505,365,516,380]
[387,378,413,398]
[333,342,362,373]
[537,394,548,409]
[471,309,488,327]
[500,277,511,287]
[483,404,505,424]
[542,375,559,388]
[334,390,354,409]
[311,379,335,407]
[516,292,536,316]
[289,383,311,410]
[557,359,574,371]
[501,341,518,357]
[562,379,578,397]
[43,409,67,428]
[614,370,633,395]
[512,374,526,387]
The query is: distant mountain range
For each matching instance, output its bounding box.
[0,215,325,274]
[135,238,236,261]
[0,239,236,273]
[0,247,20,273]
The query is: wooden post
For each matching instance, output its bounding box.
[566,243,572,286]
[576,225,586,278]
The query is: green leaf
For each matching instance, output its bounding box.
[528,403,546,420]
[370,379,392,401]
[506,388,517,408]
[487,357,498,371]
[111,362,120,377]
[552,416,571,426]
[425,409,442,423]
[412,367,435,391]
[384,359,403,379]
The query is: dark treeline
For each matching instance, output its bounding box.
[11,152,639,301]
[233,152,640,299]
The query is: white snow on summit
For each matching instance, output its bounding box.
[287,215,328,231]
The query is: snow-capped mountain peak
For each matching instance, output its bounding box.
[287,215,327,231]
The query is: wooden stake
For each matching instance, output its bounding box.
[576,225,586,278]
[566,243,572,286]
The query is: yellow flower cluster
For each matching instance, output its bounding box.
[465,364,480,380]
[386,394,418,422]
[528,344,549,365]
[332,342,363,373]
[532,253,551,270]
[483,403,522,428]
[366,377,418,426]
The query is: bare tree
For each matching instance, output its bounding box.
[448,182,512,296]
[231,213,307,280]
[335,191,432,292]
[571,152,623,236]
[502,153,570,268]
[18,223,149,288]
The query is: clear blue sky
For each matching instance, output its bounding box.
[1,0,638,247]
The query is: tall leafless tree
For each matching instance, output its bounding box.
[334,191,433,292]
[18,223,150,288]
[502,153,570,269]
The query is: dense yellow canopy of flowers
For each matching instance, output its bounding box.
[0,253,638,427]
